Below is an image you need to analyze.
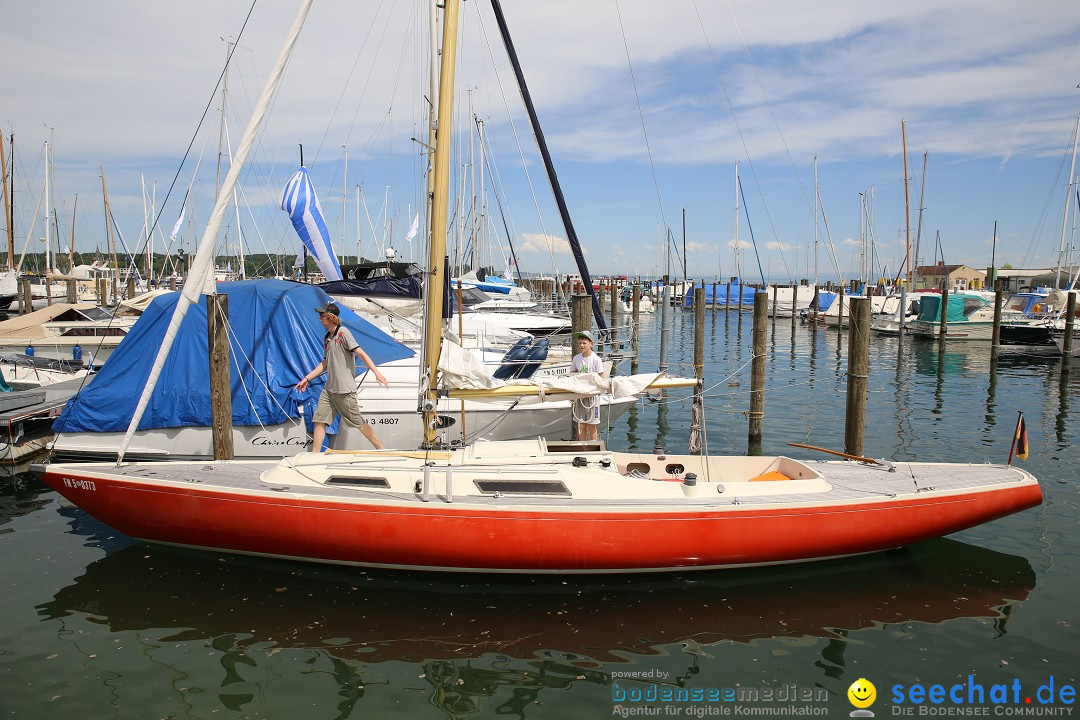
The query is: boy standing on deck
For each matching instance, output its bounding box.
[296,302,390,452]
[571,330,605,441]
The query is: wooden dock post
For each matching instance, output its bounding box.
[127,276,136,301]
[95,278,105,306]
[571,293,591,343]
[991,282,1003,353]
[66,279,77,304]
[791,284,798,330]
[609,280,618,355]
[207,293,234,460]
[631,284,641,374]
[771,284,778,324]
[938,284,950,348]
[837,284,845,330]
[570,293,592,440]
[18,279,31,315]
[748,291,767,454]
[1063,291,1076,367]
[844,297,871,456]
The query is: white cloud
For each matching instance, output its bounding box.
[521,233,572,255]
[685,241,715,253]
[4,0,1078,272]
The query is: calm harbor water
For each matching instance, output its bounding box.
[2,307,1078,719]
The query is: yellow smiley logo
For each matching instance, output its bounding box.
[848,678,877,709]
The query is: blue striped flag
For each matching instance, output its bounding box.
[281,167,343,281]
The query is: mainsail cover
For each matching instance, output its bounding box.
[281,167,343,281]
[53,280,413,432]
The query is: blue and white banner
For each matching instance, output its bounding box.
[281,167,343,281]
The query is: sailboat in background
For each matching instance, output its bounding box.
[36,0,1041,574]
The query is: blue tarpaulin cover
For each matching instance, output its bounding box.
[682,282,759,307]
[814,291,837,312]
[53,279,414,432]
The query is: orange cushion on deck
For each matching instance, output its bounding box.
[749,470,791,482]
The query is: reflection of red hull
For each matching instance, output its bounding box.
[41,465,1042,572]
[39,538,1035,664]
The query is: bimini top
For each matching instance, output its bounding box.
[53,279,414,432]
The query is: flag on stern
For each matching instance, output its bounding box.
[1009,411,1029,464]
[281,167,343,281]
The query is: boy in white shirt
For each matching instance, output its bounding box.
[570,330,605,441]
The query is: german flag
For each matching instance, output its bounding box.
[1009,411,1029,464]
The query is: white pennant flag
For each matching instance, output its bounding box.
[405,212,419,242]
[170,205,186,241]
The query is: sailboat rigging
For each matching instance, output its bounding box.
[35,0,1042,575]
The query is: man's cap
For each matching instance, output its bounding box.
[315,302,340,316]
[575,330,594,342]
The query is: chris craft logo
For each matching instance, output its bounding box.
[889,675,1075,716]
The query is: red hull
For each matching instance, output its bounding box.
[43,469,1043,572]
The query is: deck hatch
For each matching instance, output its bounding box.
[474,479,571,496]
[326,475,391,489]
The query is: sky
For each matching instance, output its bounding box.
[3,0,1080,283]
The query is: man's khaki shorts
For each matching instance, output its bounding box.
[313,390,366,428]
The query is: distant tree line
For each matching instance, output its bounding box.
[1,252,379,278]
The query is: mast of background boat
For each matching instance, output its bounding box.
[118,0,316,464]
[733,162,740,285]
[141,174,150,284]
[488,0,607,335]
[897,121,911,332]
[682,207,687,286]
[1,133,12,269]
[812,155,818,287]
[100,167,120,299]
[420,0,461,447]
[858,193,865,288]
[420,0,438,273]
[1055,114,1080,290]
[341,144,348,269]
[43,139,52,282]
[69,194,77,275]
[479,116,487,275]
[912,151,928,287]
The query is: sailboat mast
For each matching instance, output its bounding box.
[912,151,928,285]
[44,140,52,275]
[101,168,120,288]
[422,0,439,270]
[342,144,347,266]
[902,119,911,288]
[859,193,866,286]
[733,162,740,281]
[488,0,606,333]
[70,194,77,273]
[812,155,818,286]
[0,131,12,267]
[421,0,461,447]
[1055,114,1080,290]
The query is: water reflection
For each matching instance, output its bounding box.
[39,538,1034,670]
[0,474,55,529]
